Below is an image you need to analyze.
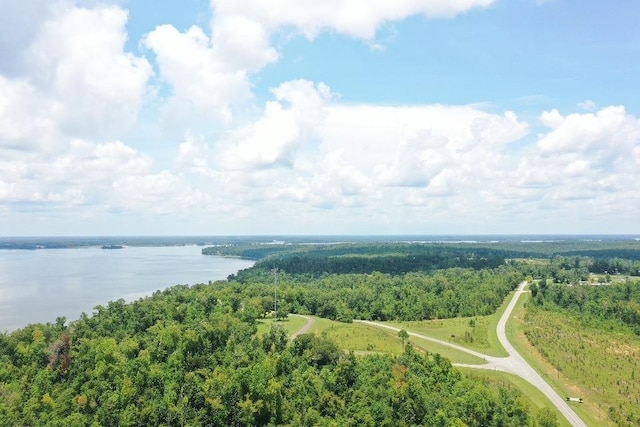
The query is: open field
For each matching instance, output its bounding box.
[384,287,512,357]
[256,313,487,363]
[304,307,573,424]
[253,293,589,426]
[306,317,487,364]
[255,315,308,338]
[507,295,640,426]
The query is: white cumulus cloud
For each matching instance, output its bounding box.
[212,0,495,39]
[537,106,637,156]
[143,24,253,125]
[219,80,332,170]
[485,106,640,224]
[26,3,153,140]
[0,1,163,218]
[143,0,495,126]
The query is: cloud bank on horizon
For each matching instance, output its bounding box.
[0,0,639,235]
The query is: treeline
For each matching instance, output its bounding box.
[530,280,640,335]
[588,257,640,275]
[249,252,506,277]
[206,242,514,268]
[232,267,523,321]
[204,239,640,264]
[0,282,538,426]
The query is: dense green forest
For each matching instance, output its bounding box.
[3,238,640,425]
[228,267,523,321]
[207,243,510,271]
[205,240,640,280]
[1,281,536,426]
[204,239,640,268]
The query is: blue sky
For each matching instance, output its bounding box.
[1,0,639,235]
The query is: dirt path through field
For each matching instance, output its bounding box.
[289,314,315,339]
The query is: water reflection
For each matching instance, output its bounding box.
[0,246,253,332]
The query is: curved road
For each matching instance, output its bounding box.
[356,282,587,427]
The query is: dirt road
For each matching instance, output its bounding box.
[289,314,315,339]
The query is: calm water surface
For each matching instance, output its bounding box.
[0,246,254,332]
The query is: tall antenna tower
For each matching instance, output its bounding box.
[271,267,278,319]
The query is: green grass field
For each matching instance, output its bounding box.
[256,314,486,363]
[256,287,514,363]
[303,317,486,364]
[384,286,512,357]
[255,315,308,338]
[306,308,573,425]
[257,285,517,360]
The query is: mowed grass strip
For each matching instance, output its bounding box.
[459,369,571,427]
[308,317,486,364]
[507,292,617,427]
[384,287,513,357]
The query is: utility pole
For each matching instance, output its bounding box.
[271,267,278,319]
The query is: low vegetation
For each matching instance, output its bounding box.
[530,279,640,335]
[522,281,640,427]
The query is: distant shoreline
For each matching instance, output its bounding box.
[2,234,639,243]
[1,234,639,252]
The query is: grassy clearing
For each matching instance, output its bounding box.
[384,287,512,357]
[255,315,308,338]
[459,369,571,427]
[256,313,488,363]
[258,286,519,359]
[309,317,405,355]
[507,293,618,427]
[306,317,486,364]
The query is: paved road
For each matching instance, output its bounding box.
[356,282,587,427]
[495,282,587,427]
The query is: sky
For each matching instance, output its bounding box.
[1,0,639,236]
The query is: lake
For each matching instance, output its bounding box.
[0,245,254,332]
